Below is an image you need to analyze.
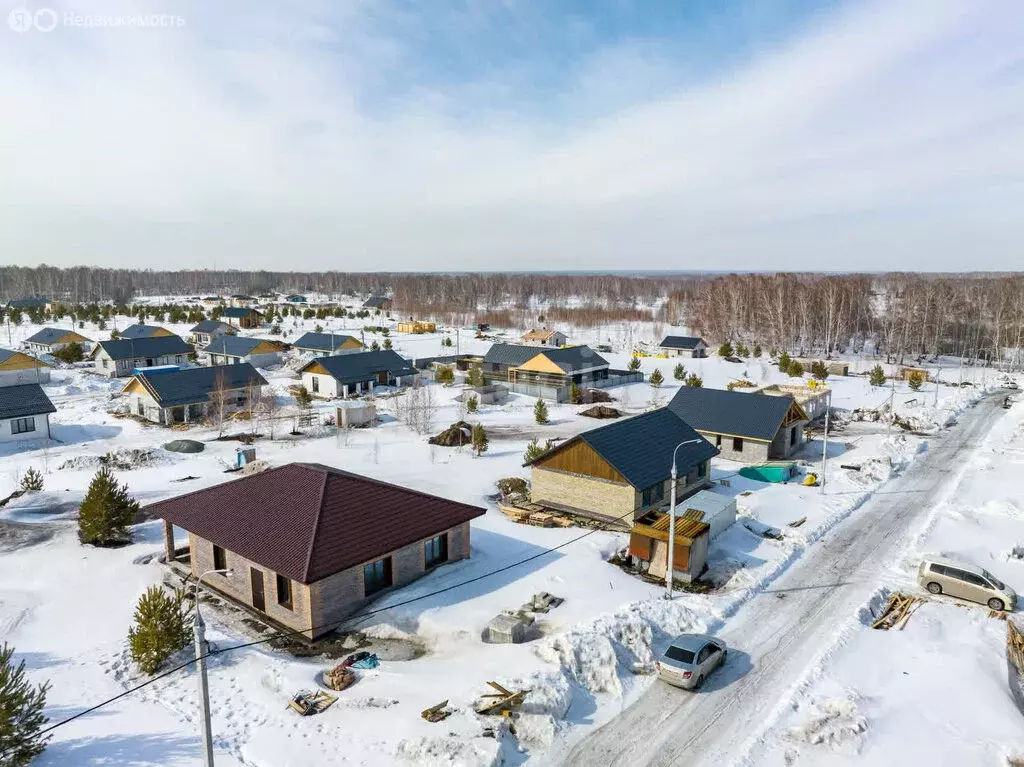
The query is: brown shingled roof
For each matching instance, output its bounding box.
[147,463,486,583]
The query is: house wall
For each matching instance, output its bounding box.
[95,351,187,378]
[309,522,471,637]
[660,345,706,358]
[530,467,636,521]
[209,352,280,367]
[701,431,770,464]
[769,423,805,459]
[0,367,51,386]
[188,533,314,637]
[0,413,50,443]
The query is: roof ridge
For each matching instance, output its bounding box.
[303,466,331,582]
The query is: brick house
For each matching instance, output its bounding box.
[525,407,718,524]
[667,387,809,463]
[150,463,486,639]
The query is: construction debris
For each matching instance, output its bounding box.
[871,593,926,630]
[498,501,574,528]
[474,681,529,716]
[520,592,564,614]
[323,665,357,692]
[428,421,473,447]
[578,405,621,419]
[421,700,454,723]
[1009,621,1024,671]
[788,517,807,528]
[485,612,536,644]
[288,689,338,716]
[340,651,380,670]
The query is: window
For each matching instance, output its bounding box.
[929,563,946,575]
[363,557,393,596]
[715,434,722,448]
[697,462,707,478]
[137,401,144,416]
[664,646,695,664]
[312,376,319,393]
[101,358,109,368]
[275,573,293,610]
[213,544,227,571]
[641,482,665,507]
[11,417,36,434]
[732,437,744,452]
[425,534,448,568]
[696,646,711,664]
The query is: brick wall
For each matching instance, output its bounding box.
[769,423,804,459]
[531,467,636,520]
[703,432,770,464]
[189,533,314,637]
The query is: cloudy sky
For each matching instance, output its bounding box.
[2,0,1022,271]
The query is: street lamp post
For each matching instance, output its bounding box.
[665,439,704,600]
[819,388,832,493]
[194,568,232,767]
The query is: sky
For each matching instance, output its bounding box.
[1,0,1022,272]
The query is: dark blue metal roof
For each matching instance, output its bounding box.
[0,383,56,420]
[483,343,544,368]
[97,335,190,360]
[24,327,90,346]
[190,319,233,333]
[119,324,168,339]
[363,296,389,308]
[668,387,799,442]
[204,336,273,357]
[219,307,262,319]
[660,336,706,350]
[531,345,608,373]
[293,332,360,353]
[303,350,417,385]
[136,364,267,407]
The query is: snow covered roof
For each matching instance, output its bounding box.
[363,295,390,308]
[668,387,803,442]
[0,383,56,420]
[146,462,486,583]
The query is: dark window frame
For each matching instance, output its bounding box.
[212,544,227,571]
[697,461,707,478]
[425,533,449,569]
[11,416,36,434]
[641,482,665,507]
[732,437,744,452]
[363,557,393,596]
[275,573,293,610]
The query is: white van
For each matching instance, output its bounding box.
[917,556,1016,611]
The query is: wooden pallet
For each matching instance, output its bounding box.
[871,593,925,630]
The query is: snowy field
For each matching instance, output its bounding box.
[745,398,1024,767]
[0,302,1017,766]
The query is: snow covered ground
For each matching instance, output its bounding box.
[0,305,1017,766]
[745,397,1024,767]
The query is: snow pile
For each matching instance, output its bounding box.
[514,713,557,748]
[58,447,173,471]
[848,434,924,484]
[506,671,572,719]
[395,733,503,767]
[536,599,703,695]
[785,693,868,752]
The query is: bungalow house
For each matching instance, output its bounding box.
[285,294,308,304]
[23,328,92,356]
[526,407,718,524]
[482,343,546,378]
[6,297,51,313]
[300,350,418,398]
[91,335,192,378]
[150,462,485,639]
[122,363,267,424]
[0,349,52,386]
[363,296,392,311]
[507,346,612,395]
[190,319,236,349]
[521,329,567,347]
[0,383,55,443]
[396,320,437,334]
[219,307,264,329]
[658,336,708,358]
[118,324,175,340]
[667,387,809,464]
[292,332,364,356]
[205,336,285,368]
[229,294,256,307]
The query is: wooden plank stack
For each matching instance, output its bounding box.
[1008,620,1024,671]
[871,593,925,630]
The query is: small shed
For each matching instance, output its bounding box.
[628,515,710,583]
[671,489,737,541]
[900,366,930,382]
[336,401,376,428]
[459,384,508,405]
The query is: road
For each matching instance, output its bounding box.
[562,393,1008,767]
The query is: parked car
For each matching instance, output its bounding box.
[656,634,727,690]
[918,556,1016,611]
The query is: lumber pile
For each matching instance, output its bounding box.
[421,700,453,723]
[498,502,573,528]
[871,593,925,630]
[474,681,529,716]
[1008,620,1024,671]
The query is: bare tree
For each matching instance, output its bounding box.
[206,370,229,437]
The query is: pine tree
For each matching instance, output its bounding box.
[787,359,805,377]
[649,368,664,387]
[370,340,380,352]
[0,643,50,766]
[383,338,393,350]
[52,343,84,364]
[628,355,641,372]
[568,383,582,404]
[534,398,549,424]
[753,344,762,358]
[717,341,733,357]
[685,373,703,388]
[777,350,792,373]
[19,468,43,492]
[810,360,829,381]
[908,371,924,391]
[293,385,313,409]
[736,343,750,357]
[869,364,887,387]
[523,438,554,463]
[78,466,139,546]
[471,423,489,457]
[466,395,479,413]
[673,363,686,381]
[435,366,455,385]
[467,365,485,387]
[128,586,193,675]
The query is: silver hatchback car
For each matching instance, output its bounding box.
[656,633,727,690]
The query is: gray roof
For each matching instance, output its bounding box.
[668,387,800,442]
[119,324,169,339]
[25,327,91,347]
[286,294,307,302]
[528,407,717,490]
[483,343,545,368]
[6,298,49,310]
[363,296,390,308]
[96,335,191,361]
[531,345,608,373]
[205,336,279,358]
[303,350,417,385]
[219,307,262,319]
[135,364,267,407]
[0,383,56,420]
[293,332,361,353]
[660,336,706,350]
[190,319,233,333]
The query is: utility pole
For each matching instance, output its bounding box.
[194,568,231,767]
[665,439,703,600]
[934,365,941,407]
[819,389,831,493]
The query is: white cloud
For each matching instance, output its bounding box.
[1,0,1022,270]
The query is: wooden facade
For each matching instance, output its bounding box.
[533,440,629,484]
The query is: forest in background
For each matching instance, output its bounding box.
[2,266,1022,367]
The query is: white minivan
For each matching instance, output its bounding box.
[918,556,1016,611]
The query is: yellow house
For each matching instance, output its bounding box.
[0,349,52,386]
[397,320,436,334]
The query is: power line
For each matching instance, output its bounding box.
[14,501,643,750]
